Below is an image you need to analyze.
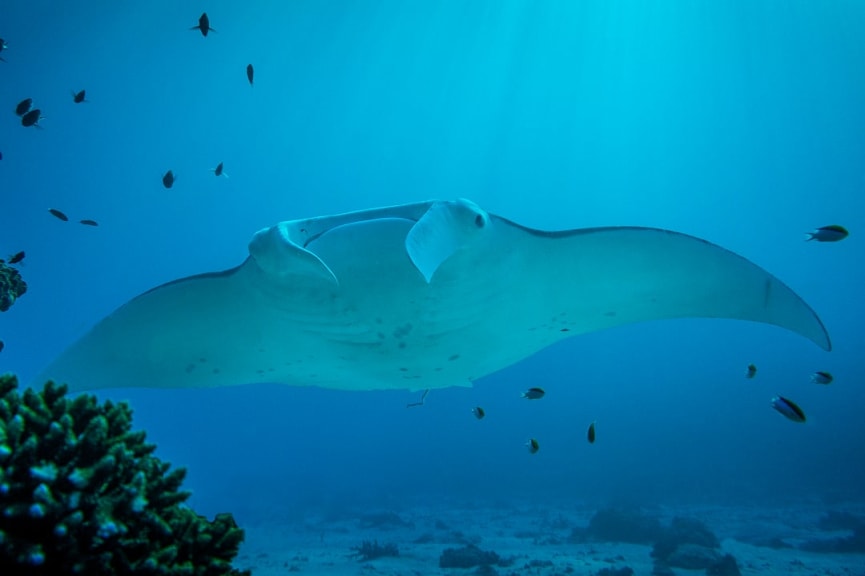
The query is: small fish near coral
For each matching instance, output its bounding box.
[526,438,540,454]
[522,387,545,400]
[472,406,485,420]
[745,363,757,379]
[36,199,832,393]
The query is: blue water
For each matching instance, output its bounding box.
[2,0,864,534]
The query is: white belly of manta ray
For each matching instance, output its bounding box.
[36,199,830,392]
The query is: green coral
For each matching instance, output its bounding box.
[0,260,27,312]
[0,374,250,575]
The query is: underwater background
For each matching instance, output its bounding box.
[1,0,864,561]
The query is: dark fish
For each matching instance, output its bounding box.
[21,109,42,127]
[49,208,69,221]
[806,225,848,242]
[15,98,32,116]
[521,387,545,400]
[472,406,485,420]
[526,438,540,454]
[7,251,25,264]
[0,38,7,62]
[0,340,4,353]
[162,170,175,189]
[745,363,757,379]
[72,89,87,103]
[587,421,596,444]
[79,219,99,227]
[771,395,806,423]
[246,63,254,86]
[191,12,216,37]
[811,371,833,385]
[212,161,228,178]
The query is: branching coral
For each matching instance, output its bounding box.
[0,374,250,575]
[0,260,27,312]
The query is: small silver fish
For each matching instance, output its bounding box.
[522,387,545,400]
[806,225,848,242]
[526,438,540,454]
[771,395,806,423]
[811,371,833,385]
[472,406,485,420]
[745,363,757,379]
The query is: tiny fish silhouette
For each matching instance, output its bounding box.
[49,208,69,221]
[526,438,540,454]
[806,225,848,242]
[80,219,99,227]
[587,421,596,444]
[15,98,32,116]
[191,12,216,37]
[0,38,7,62]
[745,363,757,379]
[72,90,87,103]
[247,64,254,86]
[212,162,228,178]
[521,387,545,400]
[472,406,485,420]
[771,395,806,423]
[7,251,25,264]
[21,109,42,127]
[162,170,175,189]
[811,371,833,385]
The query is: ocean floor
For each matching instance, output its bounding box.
[231,501,865,575]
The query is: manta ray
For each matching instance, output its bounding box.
[37,199,830,392]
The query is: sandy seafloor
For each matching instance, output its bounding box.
[229,500,865,576]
